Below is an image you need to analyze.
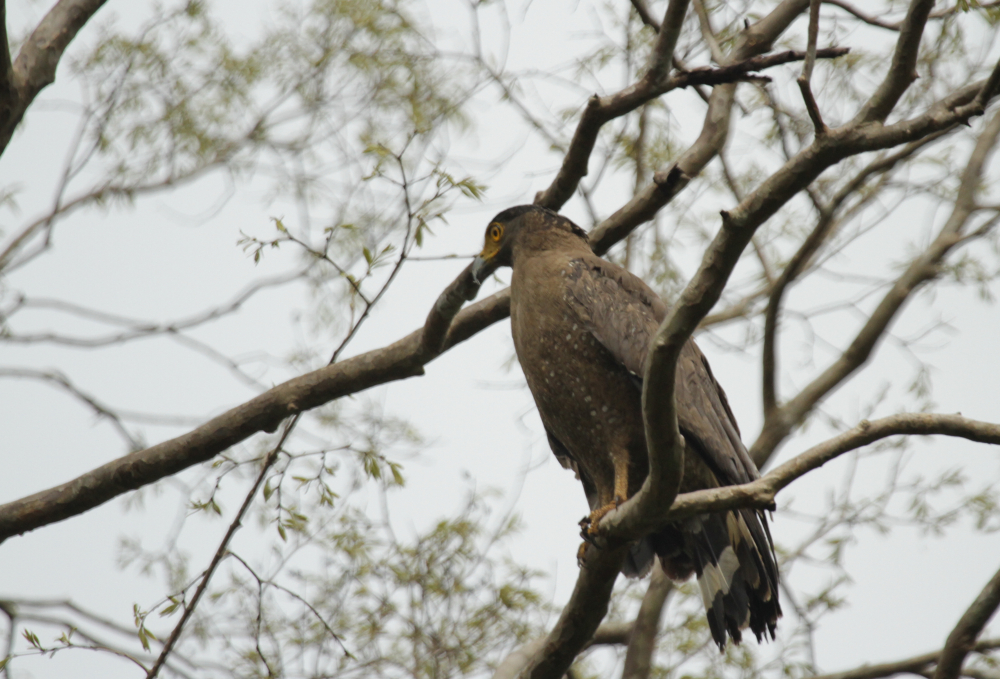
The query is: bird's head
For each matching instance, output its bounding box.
[471,205,588,283]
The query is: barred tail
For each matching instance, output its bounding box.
[683,510,781,650]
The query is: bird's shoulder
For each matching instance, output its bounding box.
[563,254,667,323]
[555,254,664,378]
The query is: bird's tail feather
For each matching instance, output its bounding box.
[683,511,781,650]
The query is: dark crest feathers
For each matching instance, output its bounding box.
[491,204,588,241]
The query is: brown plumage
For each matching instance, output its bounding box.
[473,205,781,650]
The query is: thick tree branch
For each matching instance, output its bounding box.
[933,566,1000,679]
[0,281,502,543]
[514,544,629,679]
[0,0,108,156]
[854,0,935,124]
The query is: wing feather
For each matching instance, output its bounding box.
[563,256,756,486]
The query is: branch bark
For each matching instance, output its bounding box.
[0,273,500,543]
[854,0,934,124]
[611,413,1000,532]
[933,566,1000,679]
[811,638,1000,679]
[0,0,109,156]
[621,563,673,679]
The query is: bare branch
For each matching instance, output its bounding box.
[934,566,1000,679]
[811,638,1000,679]
[621,563,673,679]
[665,413,1000,524]
[533,11,848,216]
[532,0,690,212]
[0,282,504,542]
[509,545,629,679]
[855,0,935,124]
[0,0,109,156]
[822,0,900,29]
[797,0,826,134]
[761,127,954,418]
[0,368,142,451]
[629,0,661,31]
[822,0,1000,32]
[540,45,850,221]
[753,107,1000,464]
[492,619,633,679]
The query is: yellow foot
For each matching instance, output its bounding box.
[578,496,626,538]
[577,541,589,568]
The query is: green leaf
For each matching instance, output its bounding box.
[363,246,373,265]
[390,462,405,486]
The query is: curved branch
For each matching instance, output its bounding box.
[533,0,691,211]
[0,0,109,156]
[812,638,1000,679]
[508,544,629,679]
[663,413,1000,524]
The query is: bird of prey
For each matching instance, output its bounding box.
[471,205,780,649]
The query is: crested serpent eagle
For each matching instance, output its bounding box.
[472,205,781,650]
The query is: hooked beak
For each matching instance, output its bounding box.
[471,255,491,284]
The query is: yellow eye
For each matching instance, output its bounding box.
[489,224,503,242]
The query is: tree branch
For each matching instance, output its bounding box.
[0,0,109,157]
[797,0,827,134]
[663,413,1000,525]
[822,0,1000,32]
[933,566,1000,679]
[629,0,661,31]
[854,0,935,124]
[0,1,12,115]
[621,563,673,679]
[810,638,1000,679]
[533,34,847,213]
[753,106,1000,464]
[761,127,954,419]
[0,280,502,543]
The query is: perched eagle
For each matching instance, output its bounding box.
[472,205,780,649]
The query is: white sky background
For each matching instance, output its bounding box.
[2,0,1000,677]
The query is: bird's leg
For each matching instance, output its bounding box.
[581,451,630,537]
